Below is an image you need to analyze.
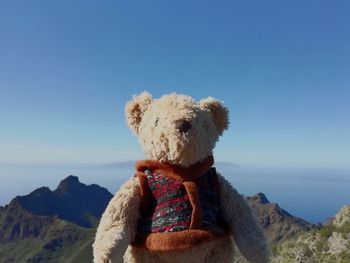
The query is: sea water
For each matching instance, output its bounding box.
[0,163,349,224]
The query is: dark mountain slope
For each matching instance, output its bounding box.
[246,193,315,242]
[14,175,112,227]
[0,176,321,262]
[0,176,112,263]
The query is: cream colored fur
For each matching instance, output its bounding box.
[218,174,270,262]
[93,177,141,263]
[93,92,270,263]
[125,92,228,167]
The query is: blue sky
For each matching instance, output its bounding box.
[0,0,349,168]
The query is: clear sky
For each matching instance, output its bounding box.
[0,0,349,169]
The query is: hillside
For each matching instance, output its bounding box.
[0,176,112,263]
[13,175,112,228]
[271,205,350,263]
[246,193,314,242]
[0,176,348,262]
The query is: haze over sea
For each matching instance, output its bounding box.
[1,162,349,224]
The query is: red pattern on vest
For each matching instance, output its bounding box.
[137,168,219,233]
[132,156,230,252]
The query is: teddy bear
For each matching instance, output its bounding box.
[93,92,270,263]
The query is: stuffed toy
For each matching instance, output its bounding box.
[93,92,269,263]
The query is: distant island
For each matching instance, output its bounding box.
[0,176,349,263]
[96,161,240,169]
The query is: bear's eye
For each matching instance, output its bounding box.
[154,117,159,127]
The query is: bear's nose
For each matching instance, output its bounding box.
[178,120,192,133]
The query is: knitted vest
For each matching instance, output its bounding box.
[132,156,229,252]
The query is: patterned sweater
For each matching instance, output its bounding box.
[132,156,229,252]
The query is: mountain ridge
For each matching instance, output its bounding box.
[11,175,112,228]
[246,192,315,242]
[0,175,348,262]
[0,176,112,263]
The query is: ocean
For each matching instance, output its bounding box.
[0,163,349,224]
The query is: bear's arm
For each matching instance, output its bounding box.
[93,177,141,263]
[217,174,270,263]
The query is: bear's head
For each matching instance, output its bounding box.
[125,92,229,167]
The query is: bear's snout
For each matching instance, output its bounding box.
[177,120,192,133]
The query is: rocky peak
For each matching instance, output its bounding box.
[55,175,81,192]
[246,193,315,242]
[333,205,350,227]
[29,186,52,196]
[6,176,113,228]
[272,204,350,262]
[247,192,270,204]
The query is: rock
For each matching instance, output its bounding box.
[246,193,315,242]
[333,205,350,227]
[14,175,112,227]
[0,176,112,263]
[271,203,350,262]
[328,232,349,255]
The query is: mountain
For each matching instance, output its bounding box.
[246,193,315,242]
[1,175,348,262]
[13,175,112,228]
[0,176,112,263]
[272,205,350,263]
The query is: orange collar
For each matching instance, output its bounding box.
[135,156,214,182]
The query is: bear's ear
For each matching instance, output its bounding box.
[125,91,153,134]
[200,97,229,135]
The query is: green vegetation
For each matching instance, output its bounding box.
[271,221,350,263]
[0,176,348,263]
[0,205,96,263]
[0,175,112,263]
[0,222,95,263]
